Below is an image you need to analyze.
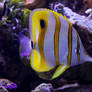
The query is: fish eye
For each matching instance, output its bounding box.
[40,19,45,29]
[31,41,34,49]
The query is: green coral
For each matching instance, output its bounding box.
[23,9,31,27]
[9,0,25,3]
[0,0,31,29]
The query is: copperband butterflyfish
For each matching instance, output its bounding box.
[29,8,92,80]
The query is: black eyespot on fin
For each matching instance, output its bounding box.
[40,19,45,29]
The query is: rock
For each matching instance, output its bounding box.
[83,0,92,8]
[55,83,79,91]
[49,0,85,14]
[0,79,17,92]
[0,1,43,92]
[0,2,4,19]
[0,79,17,88]
[32,83,92,92]
[49,0,92,14]
[31,83,54,92]
[0,86,8,92]
[50,2,86,22]
[85,9,92,19]
[51,3,64,14]
[25,0,47,9]
[0,54,6,73]
[0,2,4,11]
[55,85,92,92]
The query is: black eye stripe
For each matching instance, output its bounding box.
[31,41,34,49]
[40,19,45,29]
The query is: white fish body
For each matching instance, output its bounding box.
[29,8,92,79]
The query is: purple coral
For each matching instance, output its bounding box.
[5,83,17,90]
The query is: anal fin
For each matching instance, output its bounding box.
[52,65,69,79]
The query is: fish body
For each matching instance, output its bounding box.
[29,8,92,79]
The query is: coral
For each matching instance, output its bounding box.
[0,79,17,92]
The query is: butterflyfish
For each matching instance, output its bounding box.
[29,8,92,80]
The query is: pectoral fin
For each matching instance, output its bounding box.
[52,65,69,79]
